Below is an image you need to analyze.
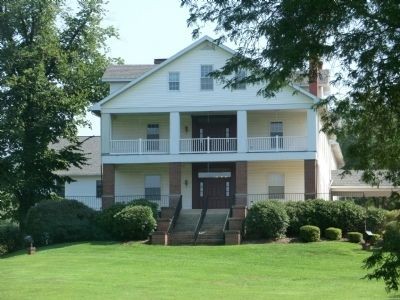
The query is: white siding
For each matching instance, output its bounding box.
[247,161,304,194]
[247,111,307,137]
[115,164,169,196]
[112,114,169,140]
[103,42,313,110]
[109,82,128,94]
[65,176,101,210]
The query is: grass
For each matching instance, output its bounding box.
[0,241,396,299]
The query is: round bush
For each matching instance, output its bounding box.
[25,200,100,245]
[366,208,386,233]
[325,227,342,240]
[128,199,158,219]
[381,221,400,251]
[0,222,22,255]
[95,203,127,235]
[347,232,364,243]
[245,201,289,239]
[113,206,156,241]
[299,225,320,242]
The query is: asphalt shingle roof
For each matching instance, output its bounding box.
[53,136,101,176]
[102,64,156,81]
[331,170,393,187]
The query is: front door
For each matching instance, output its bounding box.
[192,163,235,209]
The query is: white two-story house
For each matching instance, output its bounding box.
[90,36,344,210]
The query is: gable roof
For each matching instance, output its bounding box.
[102,64,156,82]
[90,36,318,112]
[53,136,101,177]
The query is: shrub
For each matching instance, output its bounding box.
[284,200,383,235]
[385,210,400,224]
[128,199,158,219]
[113,206,156,240]
[245,201,289,239]
[95,203,127,235]
[370,234,382,245]
[381,222,400,251]
[366,208,387,233]
[25,200,101,246]
[325,227,342,240]
[299,225,320,242]
[347,232,364,243]
[0,222,22,255]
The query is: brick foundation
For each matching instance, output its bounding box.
[304,159,317,199]
[228,218,244,231]
[102,164,115,209]
[156,218,171,232]
[225,230,241,245]
[232,205,247,219]
[151,232,168,245]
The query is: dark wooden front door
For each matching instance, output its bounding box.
[192,163,235,209]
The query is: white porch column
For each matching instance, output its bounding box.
[169,112,180,154]
[307,109,317,152]
[101,113,111,154]
[237,110,248,153]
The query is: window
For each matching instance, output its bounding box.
[201,65,213,90]
[226,181,230,197]
[145,175,161,201]
[96,180,102,198]
[270,121,283,148]
[200,181,204,197]
[268,173,285,200]
[169,72,180,90]
[225,128,230,138]
[146,124,159,151]
[233,69,246,90]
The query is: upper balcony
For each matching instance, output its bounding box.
[101,109,317,164]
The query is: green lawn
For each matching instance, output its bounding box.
[0,241,395,299]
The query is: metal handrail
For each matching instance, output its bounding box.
[167,195,182,234]
[194,197,208,243]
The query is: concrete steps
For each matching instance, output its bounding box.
[196,209,229,245]
[169,209,202,245]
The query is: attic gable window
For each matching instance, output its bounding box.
[169,72,180,91]
[200,65,213,90]
[233,70,246,90]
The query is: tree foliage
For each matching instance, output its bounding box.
[0,0,117,223]
[181,0,400,186]
[181,0,400,292]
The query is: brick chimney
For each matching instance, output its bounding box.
[309,60,322,97]
[154,58,167,65]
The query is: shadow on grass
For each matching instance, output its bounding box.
[0,240,121,259]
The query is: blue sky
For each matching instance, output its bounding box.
[79,0,217,136]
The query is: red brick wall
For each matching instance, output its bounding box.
[235,161,247,205]
[304,159,317,199]
[169,163,181,195]
[102,164,115,209]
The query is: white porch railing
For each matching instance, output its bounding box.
[247,136,307,152]
[180,137,237,153]
[110,139,169,154]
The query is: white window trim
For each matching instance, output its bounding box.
[168,72,180,91]
[200,64,214,91]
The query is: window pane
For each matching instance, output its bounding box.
[270,122,283,136]
[234,70,246,90]
[201,65,213,90]
[268,186,284,199]
[169,72,180,91]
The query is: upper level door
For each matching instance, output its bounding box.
[192,115,237,138]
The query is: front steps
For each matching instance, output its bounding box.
[196,209,229,245]
[152,206,247,246]
[169,209,202,245]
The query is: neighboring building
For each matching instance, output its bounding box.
[54,136,102,210]
[331,170,400,198]
[90,36,344,210]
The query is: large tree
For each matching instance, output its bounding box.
[0,0,117,223]
[181,0,400,291]
[181,0,400,185]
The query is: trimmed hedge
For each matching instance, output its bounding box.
[245,201,289,239]
[25,200,102,246]
[347,232,364,243]
[113,206,156,240]
[325,227,342,240]
[127,199,158,219]
[0,222,22,256]
[300,225,320,242]
[285,200,386,235]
